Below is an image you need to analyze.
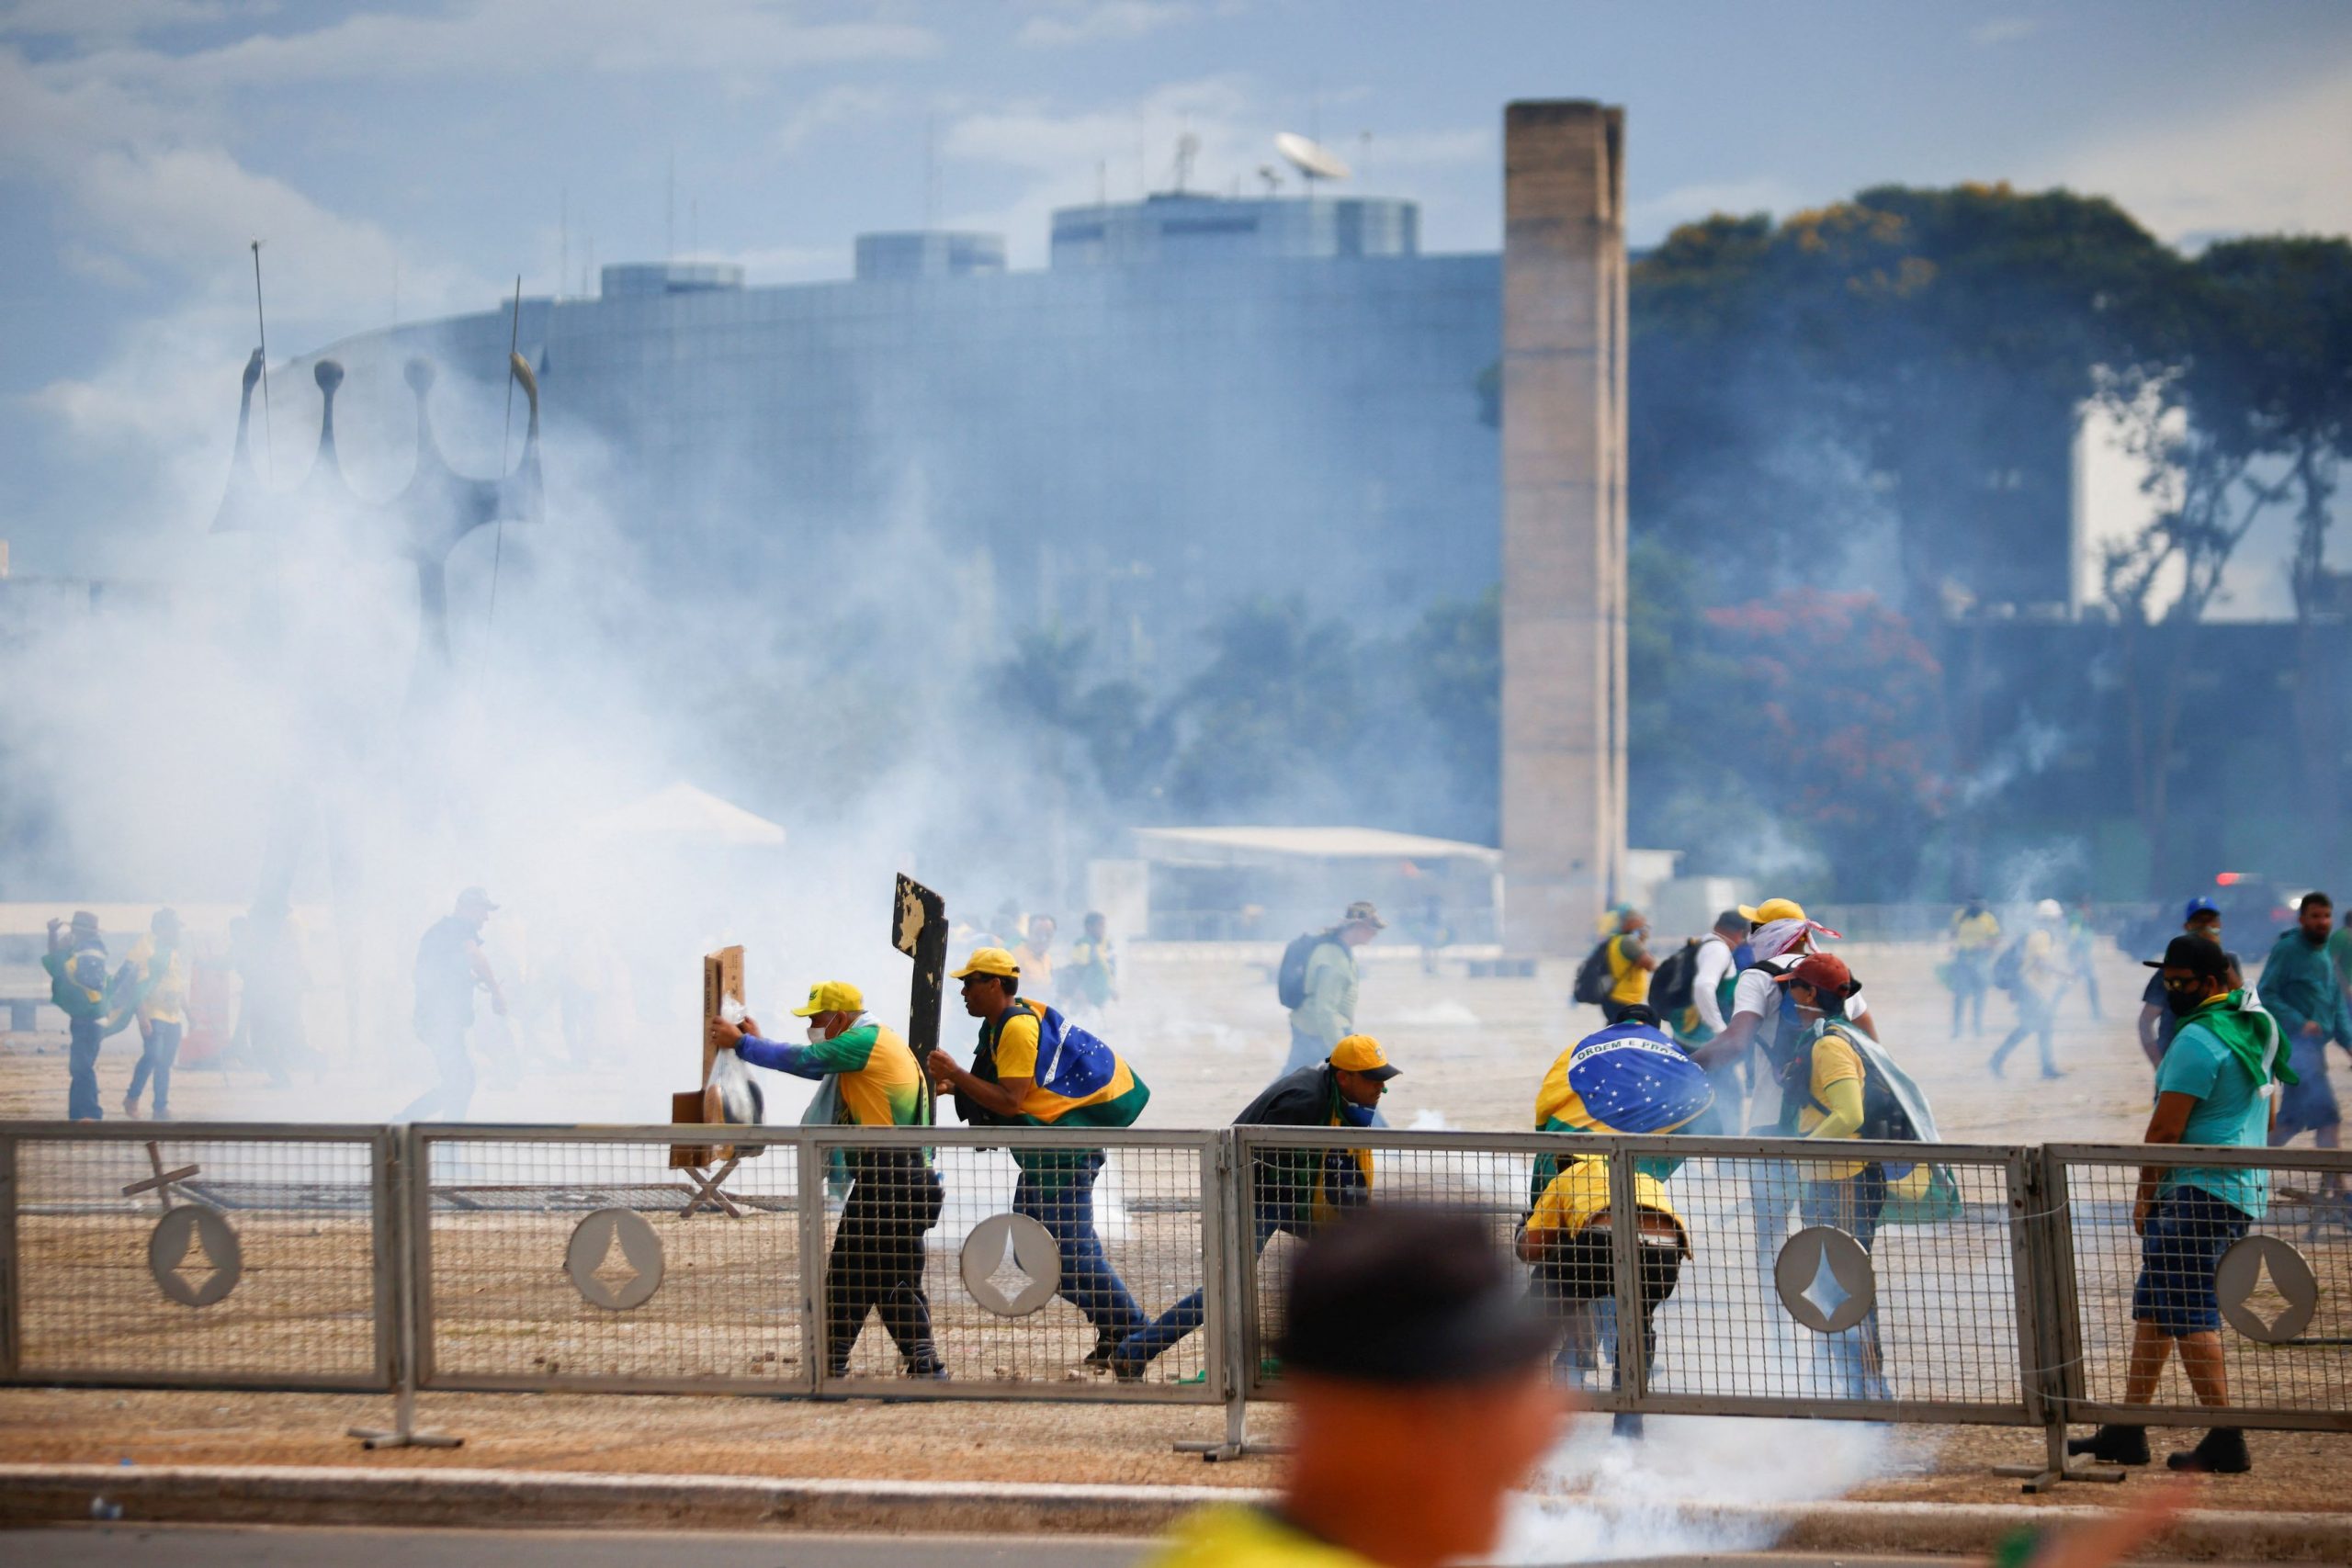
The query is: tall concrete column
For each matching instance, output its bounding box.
[1499,100,1628,955]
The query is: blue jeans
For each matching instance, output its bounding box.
[128,1020,182,1116]
[68,1017,105,1122]
[1119,1209,1291,1366]
[1012,1151,1142,1342]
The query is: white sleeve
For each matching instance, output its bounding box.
[1731,966,1773,1021]
[1692,942,1734,1032]
[1847,986,1870,1021]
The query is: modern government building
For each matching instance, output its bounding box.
[310,190,1500,671]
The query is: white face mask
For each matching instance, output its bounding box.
[806,1021,828,1043]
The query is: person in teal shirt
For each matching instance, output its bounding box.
[2070,934,2288,1476]
[2259,892,2351,1199]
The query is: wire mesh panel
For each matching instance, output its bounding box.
[1638,1139,2030,1421]
[3,1122,391,1391]
[1232,1130,2033,1423]
[2053,1145,2352,1433]
[416,1126,808,1395]
[811,1127,1219,1402]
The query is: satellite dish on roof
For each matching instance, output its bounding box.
[1275,132,1351,185]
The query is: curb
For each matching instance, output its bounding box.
[3,1464,2349,1559]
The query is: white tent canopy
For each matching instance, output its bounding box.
[1131,825,1499,868]
[585,782,786,849]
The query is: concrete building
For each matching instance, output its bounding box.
[308,194,1500,675]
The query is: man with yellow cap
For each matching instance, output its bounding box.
[1110,1033,1399,1381]
[712,980,941,1378]
[928,947,1151,1369]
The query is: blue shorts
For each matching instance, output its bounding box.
[2275,1036,2341,1138]
[2132,1186,2251,1336]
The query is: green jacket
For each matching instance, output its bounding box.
[2258,931,2352,1048]
[1290,940,1358,1046]
[43,944,136,1035]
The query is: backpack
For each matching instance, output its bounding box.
[1648,938,1703,1017]
[1570,937,1619,1005]
[1991,938,2027,993]
[1277,931,1340,1010]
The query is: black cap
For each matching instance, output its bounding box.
[1713,908,1747,932]
[1613,1003,1663,1030]
[1276,1206,1559,1386]
[2144,933,2232,979]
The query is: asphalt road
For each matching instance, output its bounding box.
[3,1532,2275,1568]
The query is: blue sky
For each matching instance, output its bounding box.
[5,0,2350,570]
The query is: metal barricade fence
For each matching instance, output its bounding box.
[1229,1130,2038,1426]
[807,1127,1223,1403]
[2043,1143,2352,1435]
[1,1120,2347,1457]
[0,1122,395,1392]
[413,1123,811,1396]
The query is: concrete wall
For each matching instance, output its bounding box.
[1499,100,1629,954]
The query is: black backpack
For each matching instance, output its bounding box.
[1648,938,1703,1016]
[1277,931,1340,1010]
[1570,937,1618,1005]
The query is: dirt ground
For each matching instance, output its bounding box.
[3,937,2346,1506]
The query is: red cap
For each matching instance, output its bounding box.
[1774,953,1853,996]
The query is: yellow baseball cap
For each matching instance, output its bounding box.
[950,947,1021,981]
[1329,1034,1401,1080]
[790,980,865,1018]
[1737,897,1807,924]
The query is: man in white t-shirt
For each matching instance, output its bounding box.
[1677,910,1751,1134]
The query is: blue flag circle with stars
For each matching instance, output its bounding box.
[1565,1023,1713,1134]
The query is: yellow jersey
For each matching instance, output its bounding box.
[1145,1506,1380,1568]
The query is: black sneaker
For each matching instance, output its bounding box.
[1084,1333,1126,1371]
[2168,1427,2251,1473]
[2065,1424,2150,1465]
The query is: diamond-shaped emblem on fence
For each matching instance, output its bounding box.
[959,1213,1060,1317]
[566,1208,665,1312]
[1774,1224,1875,1335]
[1801,1241,1851,1322]
[147,1204,243,1308]
[2215,1235,2318,1345]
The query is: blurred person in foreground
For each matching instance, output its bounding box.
[119,908,190,1121]
[1145,1206,1566,1568]
[44,911,136,1122]
[2137,899,2236,1067]
[1112,1033,1397,1381]
[1989,898,2068,1080]
[2259,891,2351,1203]
[2069,933,2289,1474]
[397,887,506,1122]
[1946,896,2001,1039]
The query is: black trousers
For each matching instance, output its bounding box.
[1527,1224,1684,1391]
[826,1148,940,1373]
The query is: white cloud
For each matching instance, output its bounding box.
[1970,17,2041,48]
[0,0,253,43]
[1016,1,1198,51]
[37,0,937,89]
[1627,175,1805,245]
[770,82,894,155]
[2041,60,2352,243]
